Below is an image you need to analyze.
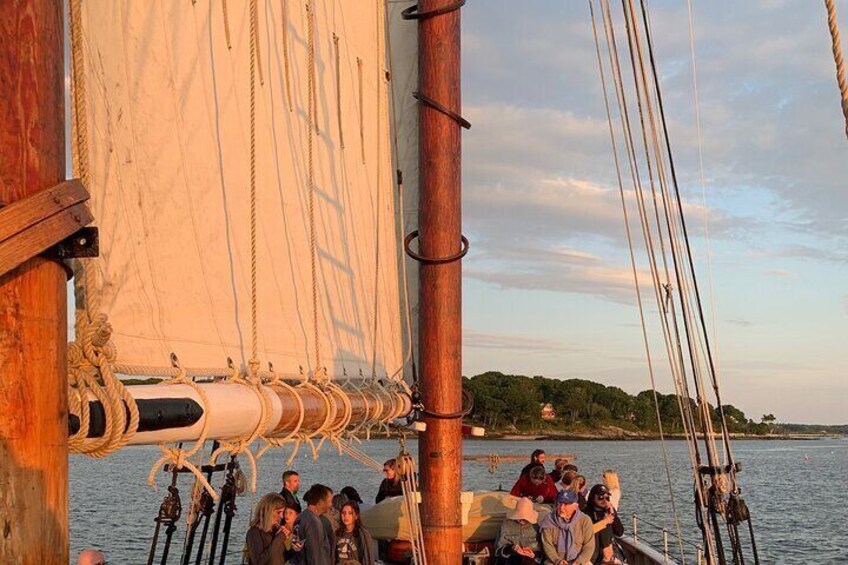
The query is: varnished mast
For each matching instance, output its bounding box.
[415,1,466,563]
[0,1,69,563]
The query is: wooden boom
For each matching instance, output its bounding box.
[68,382,412,446]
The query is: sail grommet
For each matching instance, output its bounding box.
[404,230,469,265]
[412,91,471,129]
[401,0,466,21]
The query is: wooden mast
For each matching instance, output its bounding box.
[0,1,69,563]
[417,0,464,563]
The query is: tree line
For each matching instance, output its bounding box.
[463,371,772,435]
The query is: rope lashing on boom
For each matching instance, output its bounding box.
[824,0,848,138]
[147,355,217,499]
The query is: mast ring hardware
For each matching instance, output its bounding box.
[412,91,471,129]
[420,388,474,420]
[404,230,469,265]
[401,0,466,21]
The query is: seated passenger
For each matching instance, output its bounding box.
[549,458,569,483]
[510,465,558,504]
[539,490,595,565]
[602,470,621,512]
[585,484,624,565]
[375,459,404,503]
[495,497,541,564]
[520,449,547,477]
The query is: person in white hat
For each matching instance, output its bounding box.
[495,497,542,564]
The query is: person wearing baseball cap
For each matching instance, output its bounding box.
[495,497,541,564]
[585,484,624,565]
[539,490,595,565]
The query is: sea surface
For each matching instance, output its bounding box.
[70,437,847,564]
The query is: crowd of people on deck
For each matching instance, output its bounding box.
[243,457,405,565]
[77,449,624,565]
[499,449,624,565]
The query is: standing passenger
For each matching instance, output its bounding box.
[280,470,302,512]
[290,484,333,565]
[375,459,404,503]
[335,500,378,565]
[245,493,288,565]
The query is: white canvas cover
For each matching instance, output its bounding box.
[74,0,407,379]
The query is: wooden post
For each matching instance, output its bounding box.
[0,2,69,564]
[417,1,464,563]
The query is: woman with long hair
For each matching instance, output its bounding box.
[602,470,621,511]
[245,493,289,565]
[334,500,377,565]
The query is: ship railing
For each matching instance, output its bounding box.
[630,513,704,565]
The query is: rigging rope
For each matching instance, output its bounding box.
[589,3,686,562]
[68,0,140,458]
[824,0,848,138]
[305,0,325,383]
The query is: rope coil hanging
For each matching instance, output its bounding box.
[825,0,848,138]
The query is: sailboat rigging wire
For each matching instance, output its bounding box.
[824,0,848,138]
[638,0,739,473]
[372,0,386,382]
[601,0,714,558]
[588,3,686,562]
[684,0,722,400]
[600,0,702,483]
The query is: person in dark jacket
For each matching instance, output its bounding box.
[519,449,546,477]
[549,458,569,483]
[280,470,302,512]
[510,465,558,504]
[335,500,378,565]
[290,484,333,565]
[245,493,289,565]
[584,484,624,564]
[375,459,403,503]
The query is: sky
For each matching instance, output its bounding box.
[458,1,848,424]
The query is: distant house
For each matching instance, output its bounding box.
[540,403,556,420]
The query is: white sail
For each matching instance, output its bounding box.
[74,0,409,381]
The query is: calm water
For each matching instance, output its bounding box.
[69,438,848,563]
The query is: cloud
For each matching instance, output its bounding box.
[463,330,588,355]
[726,318,753,328]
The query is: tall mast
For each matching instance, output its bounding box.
[0,1,69,563]
[414,0,466,563]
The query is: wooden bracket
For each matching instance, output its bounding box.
[0,179,94,277]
